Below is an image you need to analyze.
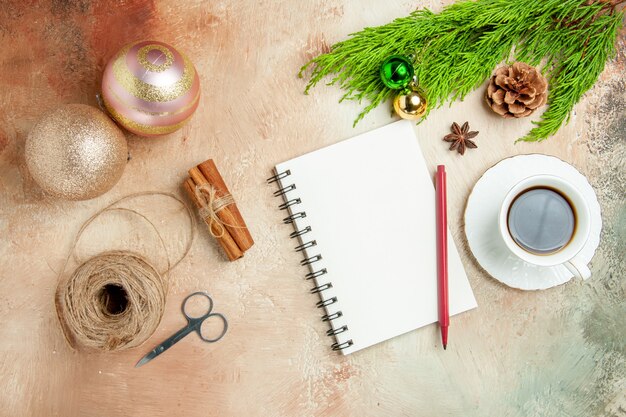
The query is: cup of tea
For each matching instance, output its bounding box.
[498,174,592,280]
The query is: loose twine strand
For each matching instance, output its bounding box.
[194,183,237,238]
[55,191,195,352]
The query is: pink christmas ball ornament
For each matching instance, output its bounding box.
[102,40,201,137]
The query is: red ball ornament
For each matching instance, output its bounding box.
[101,40,201,137]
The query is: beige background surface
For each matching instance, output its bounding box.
[0,1,624,416]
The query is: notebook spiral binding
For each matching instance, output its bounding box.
[268,169,354,352]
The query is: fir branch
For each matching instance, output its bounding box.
[299,0,624,142]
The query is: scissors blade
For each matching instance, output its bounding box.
[135,325,194,368]
[135,351,156,368]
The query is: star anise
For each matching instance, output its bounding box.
[443,122,478,155]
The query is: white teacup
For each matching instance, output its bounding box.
[498,175,592,280]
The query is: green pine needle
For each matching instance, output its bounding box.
[299,0,624,142]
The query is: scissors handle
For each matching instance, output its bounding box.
[182,292,214,320]
[194,313,228,343]
[182,292,228,343]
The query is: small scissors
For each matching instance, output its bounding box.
[136,292,228,368]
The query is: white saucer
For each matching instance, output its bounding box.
[464,154,602,290]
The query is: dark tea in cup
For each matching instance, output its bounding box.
[498,175,591,279]
[507,187,575,255]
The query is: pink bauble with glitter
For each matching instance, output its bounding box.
[101,40,200,137]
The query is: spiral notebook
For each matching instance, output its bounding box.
[268,121,477,354]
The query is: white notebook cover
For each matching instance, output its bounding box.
[274,120,477,354]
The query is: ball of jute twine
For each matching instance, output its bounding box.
[55,192,195,351]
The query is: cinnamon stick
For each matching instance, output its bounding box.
[195,160,254,252]
[189,166,251,253]
[183,177,243,261]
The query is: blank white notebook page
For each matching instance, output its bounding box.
[275,120,477,354]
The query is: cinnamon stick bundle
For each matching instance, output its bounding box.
[183,159,253,261]
[183,178,243,261]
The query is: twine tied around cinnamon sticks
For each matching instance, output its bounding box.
[194,183,236,239]
[184,159,254,261]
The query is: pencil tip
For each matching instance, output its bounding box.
[443,344,447,350]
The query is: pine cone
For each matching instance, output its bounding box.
[485,62,548,118]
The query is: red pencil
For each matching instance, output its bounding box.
[435,165,449,350]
